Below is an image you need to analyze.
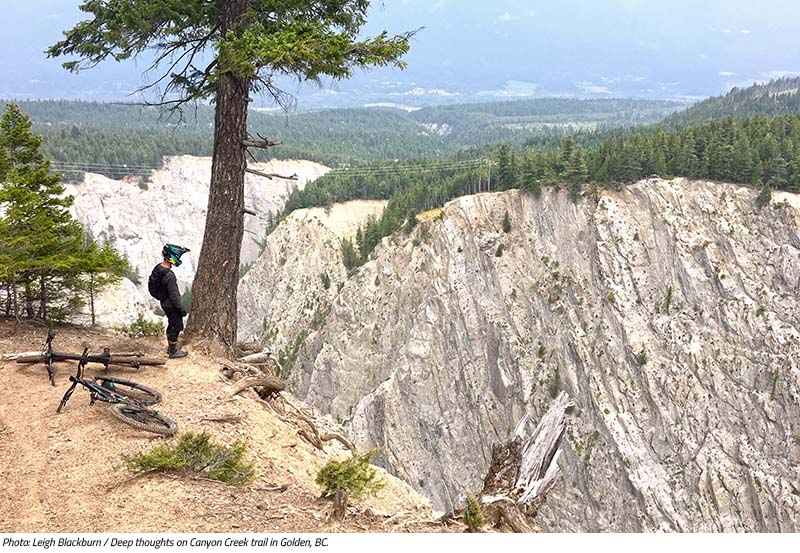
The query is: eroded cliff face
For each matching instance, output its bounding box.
[237,200,387,345]
[65,156,328,325]
[239,178,800,532]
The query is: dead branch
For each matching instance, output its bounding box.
[243,139,283,149]
[238,351,276,364]
[1,351,42,361]
[246,167,298,180]
[200,414,243,424]
[243,207,257,216]
[228,374,285,397]
[252,483,294,493]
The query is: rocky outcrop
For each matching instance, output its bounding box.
[239,178,800,531]
[237,200,387,345]
[65,155,328,325]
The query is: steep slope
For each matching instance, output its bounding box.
[237,200,387,345]
[239,179,800,531]
[0,323,434,532]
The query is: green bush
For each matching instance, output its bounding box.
[121,432,256,486]
[117,313,164,338]
[463,496,485,532]
[315,449,385,499]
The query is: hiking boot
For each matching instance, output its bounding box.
[168,343,188,359]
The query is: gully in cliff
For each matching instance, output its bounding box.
[148,244,191,359]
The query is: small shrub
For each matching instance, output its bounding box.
[662,286,673,314]
[549,368,561,399]
[755,181,772,209]
[605,290,616,303]
[315,449,385,500]
[320,272,331,290]
[121,432,256,486]
[495,244,505,257]
[463,496,485,532]
[755,305,765,317]
[634,349,648,366]
[501,211,511,233]
[117,313,164,338]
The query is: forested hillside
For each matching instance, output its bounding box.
[282,111,800,265]
[0,98,681,179]
[663,77,800,127]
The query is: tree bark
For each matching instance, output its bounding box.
[39,275,47,321]
[24,281,34,319]
[183,0,251,356]
[89,274,96,326]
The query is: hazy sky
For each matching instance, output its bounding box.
[2,0,799,106]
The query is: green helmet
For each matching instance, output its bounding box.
[162,244,190,266]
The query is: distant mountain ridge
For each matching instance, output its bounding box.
[663,78,800,127]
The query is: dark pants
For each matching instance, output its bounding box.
[164,306,185,342]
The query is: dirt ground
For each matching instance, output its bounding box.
[0,321,457,533]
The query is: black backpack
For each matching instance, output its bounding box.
[148,266,169,301]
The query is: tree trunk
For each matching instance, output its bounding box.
[24,281,34,319]
[183,0,250,356]
[39,275,47,322]
[89,274,96,326]
[4,281,11,317]
[11,274,19,333]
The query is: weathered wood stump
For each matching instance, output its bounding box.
[478,391,572,532]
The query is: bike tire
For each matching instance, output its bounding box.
[96,377,162,405]
[109,404,178,436]
[16,354,45,364]
[109,357,166,367]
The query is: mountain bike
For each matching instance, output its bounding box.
[57,347,178,436]
[16,330,165,385]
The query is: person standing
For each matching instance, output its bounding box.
[148,244,191,359]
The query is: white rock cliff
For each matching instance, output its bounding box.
[239,178,800,531]
[66,155,328,325]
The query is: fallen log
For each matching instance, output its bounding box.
[1,351,42,361]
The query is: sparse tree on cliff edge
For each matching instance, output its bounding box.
[48,0,414,354]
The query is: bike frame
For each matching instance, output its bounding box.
[41,330,146,386]
[57,347,142,414]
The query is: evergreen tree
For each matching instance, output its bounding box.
[755,179,772,209]
[496,145,515,190]
[0,103,126,323]
[49,0,414,353]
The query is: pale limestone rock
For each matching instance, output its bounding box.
[65,155,328,323]
[236,200,387,343]
[239,178,800,531]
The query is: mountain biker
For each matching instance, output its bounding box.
[149,244,190,359]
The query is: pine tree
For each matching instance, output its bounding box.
[0,103,127,323]
[49,0,414,353]
[496,145,515,190]
[755,179,771,209]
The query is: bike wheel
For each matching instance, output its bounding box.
[109,404,178,436]
[95,377,161,405]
